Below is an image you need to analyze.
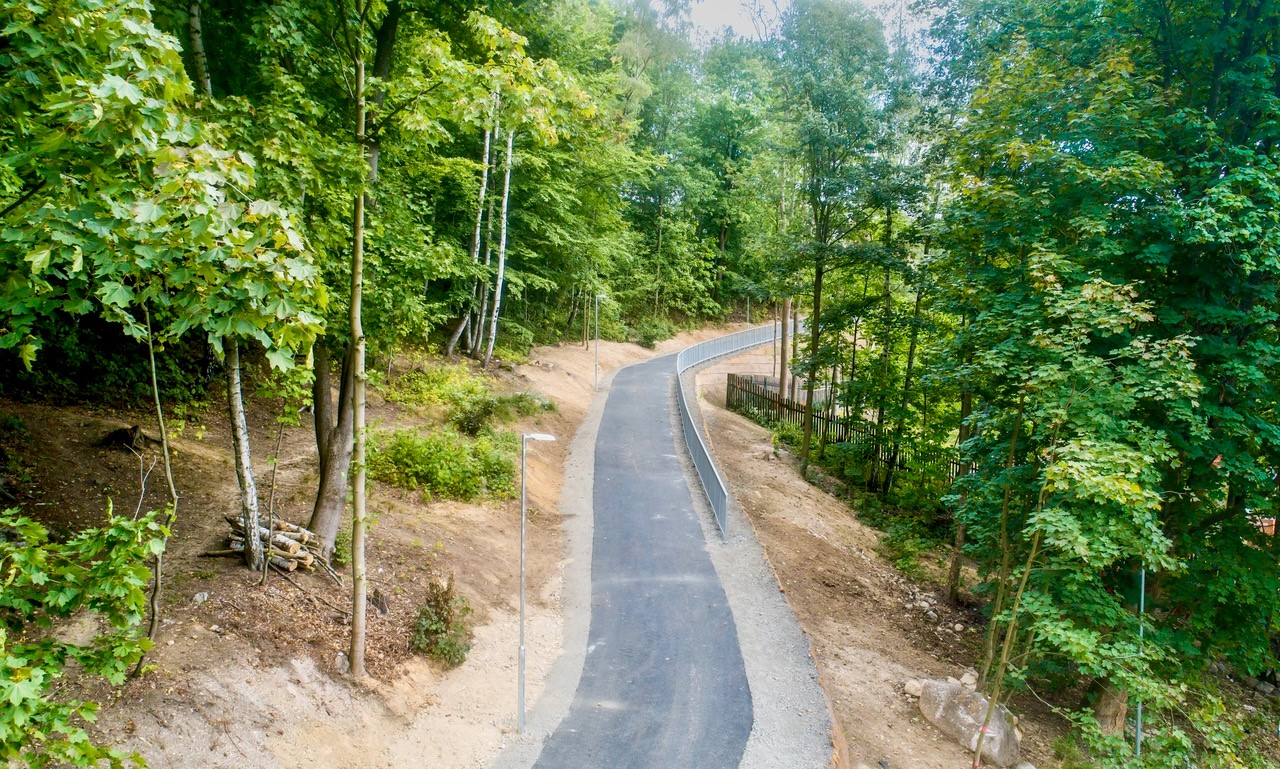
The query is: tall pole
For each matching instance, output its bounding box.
[746,296,750,327]
[519,436,527,732]
[594,294,601,391]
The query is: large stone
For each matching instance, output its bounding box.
[918,679,1021,767]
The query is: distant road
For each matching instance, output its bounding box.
[532,353,753,769]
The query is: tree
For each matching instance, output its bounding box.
[773,0,887,471]
[934,0,1280,760]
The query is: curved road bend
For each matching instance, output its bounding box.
[533,353,753,769]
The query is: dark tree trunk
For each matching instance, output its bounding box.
[308,346,355,555]
[800,261,823,472]
[780,296,791,401]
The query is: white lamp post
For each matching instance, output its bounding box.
[519,432,555,732]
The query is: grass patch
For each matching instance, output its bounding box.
[387,365,554,436]
[369,428,517,502]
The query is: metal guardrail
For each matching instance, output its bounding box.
[675,321,796,540]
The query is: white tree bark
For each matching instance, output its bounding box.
[483,129,516,367]
[226,338,263,571]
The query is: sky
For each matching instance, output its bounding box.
[688,0,789,41]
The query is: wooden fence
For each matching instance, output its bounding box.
[726,373,963,488]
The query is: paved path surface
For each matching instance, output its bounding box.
[532,354,753,769]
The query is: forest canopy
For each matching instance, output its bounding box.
[3,0,1280,765]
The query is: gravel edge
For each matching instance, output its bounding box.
[488,369,611,769]
[673,364,834,769]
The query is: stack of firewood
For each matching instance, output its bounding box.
[220,515,323,573]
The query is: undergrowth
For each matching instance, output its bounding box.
[410,574,473,668]
[386,364,554,435]
[369,428,517,502]
[746,406,949,579]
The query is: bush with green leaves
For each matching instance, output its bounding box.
[387,366,552,435]
[630,317,676,349]
[0,505,167,767]
[410,576,473,668]
[369,428,516,502]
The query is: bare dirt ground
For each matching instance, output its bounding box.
[696,348,1063,769]
[0,326,736,769]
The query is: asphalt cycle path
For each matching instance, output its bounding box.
[532,353,753,769]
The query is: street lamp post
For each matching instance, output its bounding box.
[594,294,605,391]
[519,432,555,733]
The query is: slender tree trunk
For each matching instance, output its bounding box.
[800,262,823,472]
[946,312,973,606]
[791,301,800,401]
[188,0,212,98]
[308,347,355,553]
[187,0,263,570]
[885,288,923,496]
[132,306,179,677]
[473,163,498,356]
[226,338,263,571]
[484,129,516,367]
[780,296,791,401]
[348,54,369,679]
[874,209,894,489]
[446,98,497,358]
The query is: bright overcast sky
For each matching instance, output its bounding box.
[688,0,789,41]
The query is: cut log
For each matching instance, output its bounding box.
[226,523,304,554]
[270,555,297,572]
[223,514,316,543]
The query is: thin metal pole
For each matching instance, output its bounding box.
[594,295,600,391]
[519,436,527,732]
[746,296,750,327]
[1136,567,1145,756]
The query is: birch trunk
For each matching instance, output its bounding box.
[226,338,263,571]
[188,0,212,98]
[446,99,497,357]
[483,129,515,367]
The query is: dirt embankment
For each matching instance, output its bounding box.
[1,327,733,769]
[696,348,1064,768]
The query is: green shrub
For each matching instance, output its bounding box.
[772,420,803,448]
[386,365,487,407]
[410,575,473,667]
[632,317,675,349]
[389,365,553,434]
[369,428,517,501]
[448,392,501,435]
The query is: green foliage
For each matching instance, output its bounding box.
[629,317,675,349]
[369,428,516,502]
[771,420,803,449]
[409,575,473,668]
[387,364,552,436]
[0,0,324,371]
[387,366,487,408]
[0,505,166,767]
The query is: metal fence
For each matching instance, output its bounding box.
[726,372,964,488]
[675,321,795,540]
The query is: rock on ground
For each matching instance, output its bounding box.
[918,679,1021,767]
